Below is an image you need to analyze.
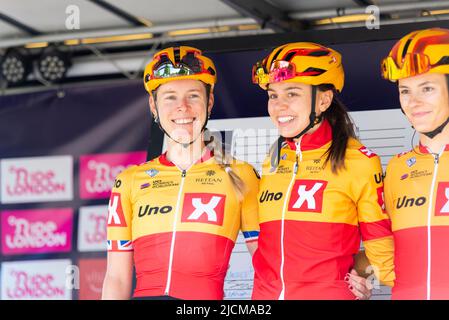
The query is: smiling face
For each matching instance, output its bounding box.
[149,79,213,144]
[266,81,333,138]
[398,72,449,134]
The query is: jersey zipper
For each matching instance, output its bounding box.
[278,140,302,300]
[164,169,187,296]
[426,149,442,300]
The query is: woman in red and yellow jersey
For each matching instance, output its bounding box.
[381,28,449,300]
[101,46,260,300]
[251,42,395,300]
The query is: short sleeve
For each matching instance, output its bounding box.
[106,165,136,252]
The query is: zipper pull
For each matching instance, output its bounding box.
[434,153,440,165]
[181,170,186,178]
[294,162,298,174]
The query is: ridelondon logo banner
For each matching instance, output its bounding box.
[1,208,74,255]
[0,156,73,204]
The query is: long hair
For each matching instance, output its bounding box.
[154,81,247,201]
[317,84,356,173]
[204,129,247,201]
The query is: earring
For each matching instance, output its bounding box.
[154,115,159,123]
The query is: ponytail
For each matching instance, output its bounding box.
[204,129,246,201]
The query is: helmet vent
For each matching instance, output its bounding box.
[300,67,326,76]
[308,50,330,57]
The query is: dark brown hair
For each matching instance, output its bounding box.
[317,84,356,173]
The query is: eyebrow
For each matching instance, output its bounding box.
[267,86,303,92]
[160,89,201,95]
[399,81,434,88]
[285,86,303,91]
[418,81,434,87]
[160,90,177,95]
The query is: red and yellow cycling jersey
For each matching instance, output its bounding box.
[252,120,395,300]
[385,143,449,300]
[107,149,260,300]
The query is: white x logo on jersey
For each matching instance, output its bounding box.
[187,196,222,222]
[293,182,324,210]
[107,193,125,226]
[442,188,449,213]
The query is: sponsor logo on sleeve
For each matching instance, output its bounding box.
[377,187,386,213]
[358,147,377,158]
[107,193,127,227]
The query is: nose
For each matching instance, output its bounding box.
[405,92,423,110]
[272,96,289,111]
[176,97,190,112]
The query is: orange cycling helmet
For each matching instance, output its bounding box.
[252,42,344,92]
[252,42,345,169]
[381,28,449,81]
[143,46,217,147]
[381,28,449,139]
[144,46,217,94]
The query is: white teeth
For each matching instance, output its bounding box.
[173,118,194,124]
[278,116,294,123]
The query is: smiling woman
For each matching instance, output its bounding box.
[101,46,260,300]
[251,42,395,300]
[382,28,449,300]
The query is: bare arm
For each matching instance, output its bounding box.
[246,241,258,257]
[102,251,134,300]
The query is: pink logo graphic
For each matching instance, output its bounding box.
[78,205,108,252]
[85,213,107,245]
[1,208,73,255]
[1,156,73,204]
[79,151,146,199]
[6,167,66,197]
[6,270,66,299]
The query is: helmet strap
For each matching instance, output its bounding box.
[286,86,322,140]
[270,86,323,170]
[421,116,449,139]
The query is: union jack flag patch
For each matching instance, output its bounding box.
[107,240,133,251]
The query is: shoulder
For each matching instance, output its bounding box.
[386,148,416,173]
[115,164,139,181]
[230,159,260,180]
[115,157,162,181]
[345,138,381,168]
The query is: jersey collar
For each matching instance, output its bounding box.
[284,119,332,151]
[418,142,449,154]
[158,147,214,167]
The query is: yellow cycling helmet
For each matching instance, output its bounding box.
[144,46,217,94]
[252,42,344,92]
[381,28,449,81]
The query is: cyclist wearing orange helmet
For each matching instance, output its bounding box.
[102,46,260,300]
[251,42,395,299]
[382,28,449,299]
